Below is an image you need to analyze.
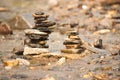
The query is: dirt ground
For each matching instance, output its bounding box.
[0,0,120,80]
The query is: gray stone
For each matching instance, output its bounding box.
[34,27,52,33]
[94,39,103,49]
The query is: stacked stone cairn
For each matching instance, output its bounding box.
[24,11,56,55]
[61,31,85,54]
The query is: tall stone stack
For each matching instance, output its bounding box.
[61,31,85,54]
[24,11,56,55]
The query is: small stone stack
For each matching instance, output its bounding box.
[61,31,85,54]
[33,11,56,34]
[24,11,56,55]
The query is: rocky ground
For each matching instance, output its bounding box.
[0,0,120,80]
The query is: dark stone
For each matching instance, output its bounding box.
[34,27,52,33]
[30,39,48,44]
[70,23,79,28]
[94,39,103,49]
[34,21,56,27]
[77,47,85,53]
[12,47,24,55]
[34,17,48,22]
[14,50,23,55]
[27,39,47,44]
[28,43,49,48]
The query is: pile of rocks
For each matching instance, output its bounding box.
[61,31,85,54]
[33,11,56,34]
[24,11,56,55]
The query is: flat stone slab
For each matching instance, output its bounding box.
[61,48,85,54]
[24,29,48,36]
[23,46,49,55]
[63,39,82,45]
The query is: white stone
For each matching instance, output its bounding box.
[16,58,30,66]
[82,5,88,10]
[23,46,49,55]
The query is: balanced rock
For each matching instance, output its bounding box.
[62,30,85,54]
[24,11,56,54]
